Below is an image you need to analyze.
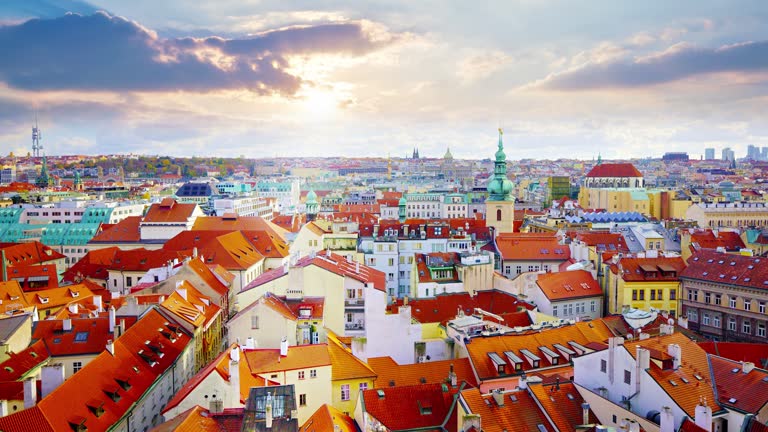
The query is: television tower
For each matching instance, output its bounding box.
[32,114,43,157]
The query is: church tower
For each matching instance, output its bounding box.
[306,188,319,222]
[398,195,407,223]
[485,129,515,235]
[35,156,51,188]
[74,170,83,192]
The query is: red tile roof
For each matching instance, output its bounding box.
[574,232,629,252]
[689,230,745,251]
[300,404,356,432]
[163,231,264,271]
[679,418,708,432]
[361,383,462,431]
[5,264,59,291]
[496,233,570,262]
[368,356,478,388]
[29,308,192,432]
[585,163,642,178]
[89,216,142,243]
[33,317,115,358]
[536,270,603,301]
[0,339,49,381]
[608,256,686,282]
[143,198,199,223]
[192,215,288,244]
[62,247,120,283]
[0,241,66,265]
[0,406,54,432]
[709,355,768,414]
[415,253,460,283]
[528,381,598,432]
[388,291,533,326]
[698,342,768,368]
[681,250,768,290]
[243,344,331,374]
[460,387,555,432]
[301,251,386,292]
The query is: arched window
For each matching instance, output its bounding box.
[496,209,502,221]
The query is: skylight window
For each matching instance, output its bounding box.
[74,331,89,342]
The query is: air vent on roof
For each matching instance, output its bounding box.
[669,380,677,387]
[728,398,737,403]
[703,272,708,276]
[732,368,739,373]
[730,262,736,266]
[680,377,689,384]
[694,374,703,381]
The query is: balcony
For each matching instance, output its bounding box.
[345,322,365,332]
[345,298,365,308]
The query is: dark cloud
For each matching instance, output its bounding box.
[0,12,391,93]
[539,40,768,90]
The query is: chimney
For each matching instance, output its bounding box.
[667,344,681,369]
[491,389,504,407]
[628,420,640,432]
[608,337,624,384]
[448,363,457,387]
[280,337,288,357]
[93,295,103,313]
[193,246,198,258]
[518,374,528,390]
[229,347,241,408]
[63,319,72,332]
[581,403,590,426]
[41,364,65,397]
[743,361,755,374]
[108,306,116,333]
[245,337,255,350]
[115,319,125,339]
[659,406,674,432]
[127,296,139,314]
[67,303,79,315]
[106,339,114,356]
[694,398,712,432]
[635,346,650,394]
[23,378,37,408]
[265,392,274,429]
[0,400,7,417]
[403,296,409,306]
[355,261,360,274]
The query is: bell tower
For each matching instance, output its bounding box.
[485,129,515,235]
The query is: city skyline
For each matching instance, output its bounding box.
[1,1,768,160]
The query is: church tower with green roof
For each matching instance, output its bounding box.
[305,188,318,221]
[485,129,515,235]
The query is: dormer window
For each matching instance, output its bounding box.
[86,399,105,417]
[104,386,121,402]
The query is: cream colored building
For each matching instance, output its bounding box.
[685,202,768,228]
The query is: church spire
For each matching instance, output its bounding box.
[487,128,513,201]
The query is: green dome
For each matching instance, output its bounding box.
[398,196,407,205]
[306,188,318,204]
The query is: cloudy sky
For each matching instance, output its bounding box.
[1,0,767,160]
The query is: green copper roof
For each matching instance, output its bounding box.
[487,129,513,201]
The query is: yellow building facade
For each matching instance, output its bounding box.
[602,256,685,316]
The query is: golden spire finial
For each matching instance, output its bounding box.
[498,127,503,136]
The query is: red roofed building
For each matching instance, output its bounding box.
[0,308,194,432]
[680,250,768,343]
[533,270,603,320]
[458,386,557,432]
[140,198,204,242]
[355,382,464,431]
[681,228,746,261]
[495,233,571,279]
[578,162,647,213]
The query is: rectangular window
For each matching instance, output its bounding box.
[359,382,368,393]
[639,290,645,301]
[728,318,737,331]
[761,302,766,314]
[632,290,638,301]
[73,361,83,373]
[704,292,711,304]
[650,290,656,301]
[744,299,752,311]
[730,297,737,308]
[624,370,631,385]
[516,266,522,275]
[688,290,696,302]
[687,309,698,322]
[591,300,596,313]
[743,321,752,334]
[310,369,317,378]
[713,315,721,328]
[299,394,307,406]
[341,384,350,401]
[714,294,721,305]
[657,289,663,300]
[600,359,607,373]
[758,323,766,338]
[126,276,132,287]
[298,371,305,380]
[552,306,558,317]
[251,315,259,329]
[702,313,710,326]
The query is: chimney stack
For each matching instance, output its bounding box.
[265,392,274,429]
[68,303,79,315]
[667,344,681,369]
[41,364,65,397]
[63,319,72,332]
[280,337,288,357]
[491,389,504,407]
[229,347,241,408]
[448,363,457,387]
[659,406,675,432]
[108,306,116,333]
[581,403,590,426]
[743,361,755,374]
[93,295,103,313]
[23,378,37,408]
[695,398,713,432]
